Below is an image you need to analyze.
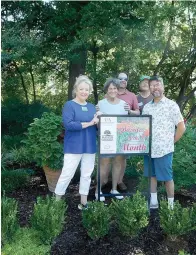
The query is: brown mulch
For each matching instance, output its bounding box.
[7,170,196,255]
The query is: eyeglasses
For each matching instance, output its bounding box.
[119,78,128,81]
[119,87,126,90]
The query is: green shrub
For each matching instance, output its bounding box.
[173,122,196,190]
[1,145,15,171]
[111,191,149,237]
[2,98,50,136]
[11,146,31,165]
[125,156,144,178]
[2,135,25,150]
[178,250,190,255]
[137,175,149,192]
[1,195,19,244]
[159,200,196,241]
[82,201,111,240]
[31,196,67,244]
[23,112,63,170]
[1,169,32,193]
[1,146,32,170]
[1,168,32,192]
[2,228,50,255]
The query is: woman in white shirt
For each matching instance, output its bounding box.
[95,78,128,201]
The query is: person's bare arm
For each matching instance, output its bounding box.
[174,121,186,143]
[124,103,140,115]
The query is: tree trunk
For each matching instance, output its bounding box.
[92,46,99,104]
[68,50,87,100]
[29,66,36,103]
[13,61,29,104]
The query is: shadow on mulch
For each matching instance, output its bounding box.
[7,172,196,255]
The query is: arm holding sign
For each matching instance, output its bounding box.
[63,102,98,130]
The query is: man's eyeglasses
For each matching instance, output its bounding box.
[119,78,128,81]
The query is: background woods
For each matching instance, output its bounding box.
[1,2,196,255]
[1,1,196,119]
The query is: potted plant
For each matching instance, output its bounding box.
[23,112,64,192]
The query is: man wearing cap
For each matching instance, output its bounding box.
[142,76,186,209]
[117,72,140,191]
[137,75,154,114]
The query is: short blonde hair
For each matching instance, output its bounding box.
[72,75,93,98]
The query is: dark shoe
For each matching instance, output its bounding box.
[78,203,88,210]
[117,182,127,191]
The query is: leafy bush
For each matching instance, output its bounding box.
[1,169,32,193]
[1,228,50,255]
[2,134,25,149]
[178,250,190,255]
[173,122,196,190]
[2,98,50,136]
[111,191,149,237]
[1,145,32,170]
[82,201,111,240]
[23,112,64,170]
[1,195,19,244]
[160,200,196,241]
[125,156,144,178]
[11,146,31,165]
[31,196,67,244]
[1,144,15,171]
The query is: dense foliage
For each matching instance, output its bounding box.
[1,1,195,118]
[23,112,63,170]
[2,228,50,255]
[2,98,50,135]
[111,191,149,237]
[1,195,19,244]
[82,201,111,240]
[31,196,67,244]
[173,121,196,190]
[2,168,33,193]
[160,200,196,241]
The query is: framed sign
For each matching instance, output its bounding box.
[97,115,152,211]
[99,115,151,155]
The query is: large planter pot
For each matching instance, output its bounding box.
[43,166,62,192]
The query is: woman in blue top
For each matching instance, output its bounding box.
[55,75,99,209]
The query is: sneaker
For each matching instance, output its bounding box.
[117,182,127,191]
[110,190,124,200]
[95,191,105,202]
[78,203,88,210]
[150,201,159,209]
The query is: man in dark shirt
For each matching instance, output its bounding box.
[137,75,153,114]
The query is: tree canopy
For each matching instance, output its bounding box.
[1,1,196,119]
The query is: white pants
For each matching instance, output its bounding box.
[55,153,95,196]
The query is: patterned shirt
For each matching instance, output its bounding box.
[142,97,184,158]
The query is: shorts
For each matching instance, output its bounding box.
[144,153,173,181]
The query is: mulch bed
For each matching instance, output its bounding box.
[8,170,196,255]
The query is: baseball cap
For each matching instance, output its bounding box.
[149,76,163,84]
[139,75,150,82]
